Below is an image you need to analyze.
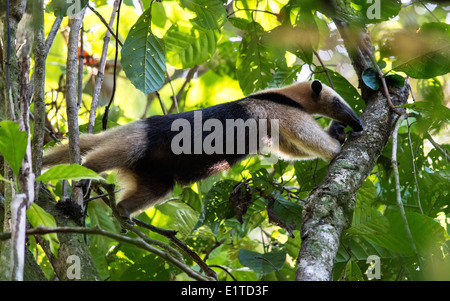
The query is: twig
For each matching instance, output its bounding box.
[95,182,216,278]
[166,71,179,113]
[418,0,440,22]
[132,218,218,279]
[227,8,278,18]
[87,3,124,47]
[406,118,423,214]
[155,91,167,115]
[391,115,421,265]
[425,132,450,161]
[0,226,211,281]
[102,0,122,131]
[209,265,237,281]
[313,50,335,90]
[88,0,120,134]
[360,44,403,116]
[255,256,287,280]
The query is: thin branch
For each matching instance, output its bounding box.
[391,115,421,266]
[97,182,217,279]
[0,226,211,281]
[406,118,423,214]
[155,91,167,115]
[313,50,335,90]
[86,3,124,47]
[418,0,440,22]
[209,265,237,281]
[360,44,403,116]
[255,256,287,281]
[425,132,450,161]
[88,0,120,134]
[227,8,278,18]
[166,71,179,113]
[102,0,122,131]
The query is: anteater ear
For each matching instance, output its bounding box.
[311,80,322,97]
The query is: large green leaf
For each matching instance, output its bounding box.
[121,8,166,95]
[238,249,286,275]
[178,0,227,30]
[392,23,450,79]
[27,203,60,256]
[165,21,219,68]
[0,120,28,177]
[37,164,105,183]
[236,21,272,95]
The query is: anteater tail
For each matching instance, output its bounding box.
[42,133,108,167]
[42,121,149,173]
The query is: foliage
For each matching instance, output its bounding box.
[0,0,449,281]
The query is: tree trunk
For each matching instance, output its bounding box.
[296,25,410,281]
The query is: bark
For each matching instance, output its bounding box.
[66,8,86,207]
[35,188,100,280]
[295,24,409,281]
[0,0,26,281]
[88,0,120,134]
[31,0,46,182]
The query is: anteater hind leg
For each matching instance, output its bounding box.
[115,169,174,220]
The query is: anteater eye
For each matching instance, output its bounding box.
[333,97,340,104]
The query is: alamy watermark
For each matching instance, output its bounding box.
[170,111,280,165]
[366,0,381,20]
[62,0,86,17]
[366,255,381,280]
[66,254,81,280]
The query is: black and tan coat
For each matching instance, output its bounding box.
[43,80,363,219]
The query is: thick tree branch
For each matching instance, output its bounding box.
[296,23,409,281]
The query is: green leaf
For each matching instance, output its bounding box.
[385,74,405,88]
[178,0,227,30]
[392,23,450,79]
[236,22,272,95]
[36,164,105,183]
[121,8,166,95]
[0,120,28,177]
[51,0,89,17]
[27,203,60,256]
[238,249,286,275]
[347,211,445,257]
[362,68,381,91]
[272,196,303,224]
[165,21,219,69]
[193,180,238,233]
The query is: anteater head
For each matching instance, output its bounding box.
[308,80,363,132]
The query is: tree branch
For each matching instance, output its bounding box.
[391,115,421,264]
[296,22,409,281]
[88,0,120,134]
[66,8,86,207]
[0,225,212,281]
